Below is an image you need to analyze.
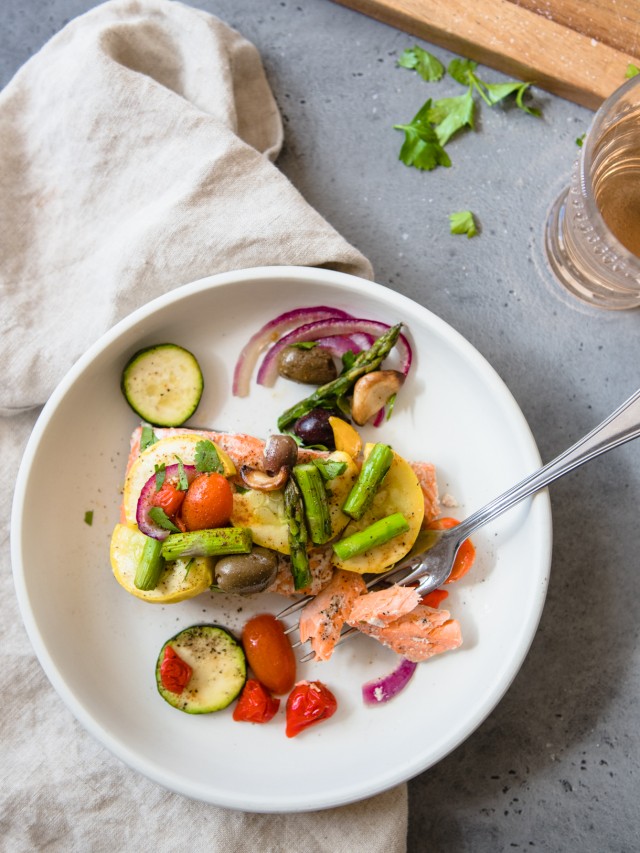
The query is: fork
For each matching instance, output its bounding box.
[278,386,640,658]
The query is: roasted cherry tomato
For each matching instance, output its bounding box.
[233,679,280,723]
[420,588,449,608]
[159,645,192,695]
[426,517,476,583]
[241,614,296,695]
[285,680,337,738]
[180,472,233,531]
[151,479,186,518]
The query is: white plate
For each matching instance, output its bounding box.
[11,266,551,812]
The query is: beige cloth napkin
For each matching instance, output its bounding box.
[0,0,372,415]
[2,1,407,850]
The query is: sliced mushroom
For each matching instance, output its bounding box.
[351,370,405,425]
[239,464,290,491]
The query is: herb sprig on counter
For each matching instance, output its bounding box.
[394,48,540,173]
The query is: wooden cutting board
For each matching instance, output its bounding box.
[332,0,640,109]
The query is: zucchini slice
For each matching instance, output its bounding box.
[121,344,203,426]
[156,625,246,714]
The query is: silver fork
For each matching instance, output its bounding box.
[278,387,640,659]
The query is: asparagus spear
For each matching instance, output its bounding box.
[161,527,252,561]
[333,512,410,561]
[277,323,403,431]
[292,462,332,544]
[135,535,165,590]
[283,477,312,590]
[342,442,394,520]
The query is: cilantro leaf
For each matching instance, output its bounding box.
[449,210,478,238]
[428,89,475,145]
[148,507,181,532]
[84,510,93,526]
[140,425,158,452]
[448,58,477,86]
[394,100,451,171]
[576,133,585,148]
[626,63,640,78]
[195,439,224,474]
[397,46,445,82]
[313,459,348,481]
[341,350,356,371]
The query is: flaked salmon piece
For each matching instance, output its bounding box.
[410,461,440,524]
[346,584,421,627]
[266,546,335,598]
[348,604,462,663]
[298,570,367,661]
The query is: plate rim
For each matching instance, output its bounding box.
[10,265,552,811]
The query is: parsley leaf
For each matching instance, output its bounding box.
[84,510,93,526]
[313,459,348,481]
[428,90,475,145]
[449,210,478,238]
[154,462,166,491]
[394,99,451,171]
[626,63,640,78]
[397,46,445,82]
[176,457,189,490]
[448,58,477,86]
[576,133,585,148]
[140,425,158,452]
[183,558,194,579]
[148,506,181,532]
[195,439,224,474]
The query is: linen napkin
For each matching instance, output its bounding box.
[0,0,372,415]
[2,1,408,851]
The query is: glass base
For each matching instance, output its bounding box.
[544,190,640,311]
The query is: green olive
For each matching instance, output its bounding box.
[278,345,338,385]
[214,547,279,594]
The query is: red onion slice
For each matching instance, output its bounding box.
[232,306,354,397]
[313,334,370,359]
[362,658,418,706]
[257,319,413,388]
[136,463,197,540]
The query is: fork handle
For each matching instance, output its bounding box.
[453,387,640,542]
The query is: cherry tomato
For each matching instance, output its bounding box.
[426,517,476,583]
[285,681,337,738]
[242,614,296,695]
[159,645,192,694]
[180,472,233,531]
[420,588,449,608]
[233,679,280,723]
[151,479,185,518]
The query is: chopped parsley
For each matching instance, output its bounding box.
[449,210,478,238]
[154,462,166,491]
[395,52,540,174]
[313,459,348,481]
[84,510,93,526]
[194,439,224,474]
[397,46,444,82]
[140,425,158,452]
[626,63,640,78]
[148,507,181,532]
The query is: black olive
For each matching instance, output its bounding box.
[278,345,338,385]
[293,408,336,449]
[214,548,279,594]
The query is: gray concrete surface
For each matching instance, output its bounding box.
[3,1,640,850]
